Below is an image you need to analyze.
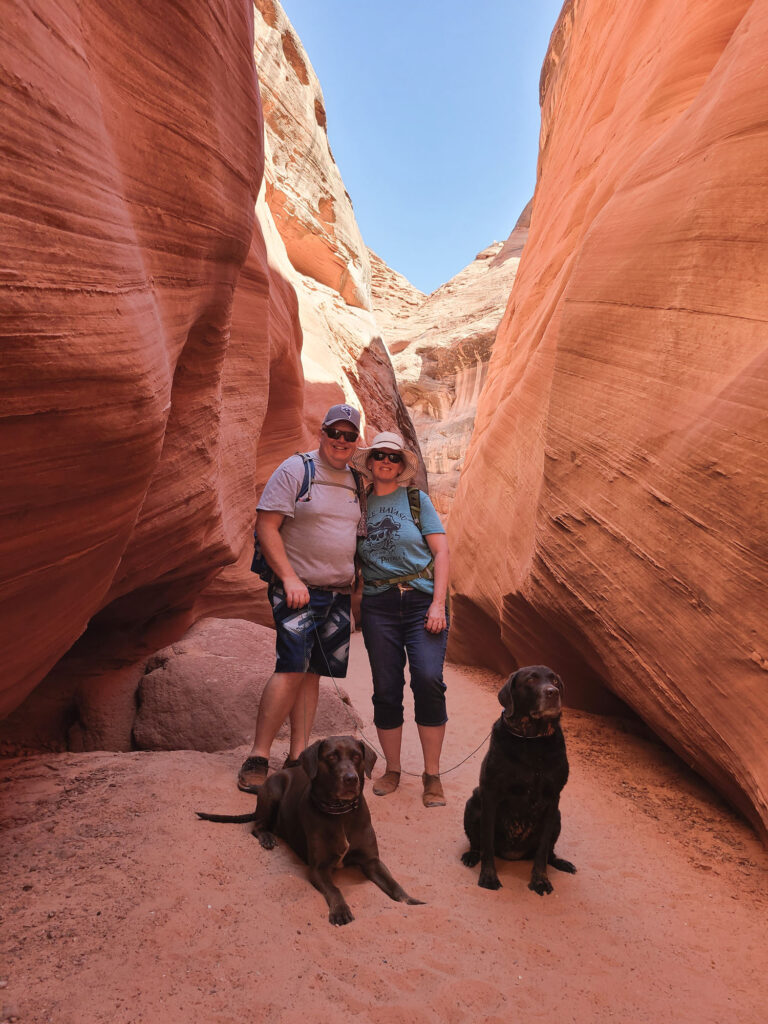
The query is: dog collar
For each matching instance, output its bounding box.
[310,792,361,815]
[500,713,557,739]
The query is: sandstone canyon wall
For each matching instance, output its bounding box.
[1,0,267,728]
[0,0,420,750]
[372,204,530,515]
[448,0,768,838]
[249,0,420,454]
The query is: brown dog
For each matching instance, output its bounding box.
[462,666,576,894]
[198,735,424,925]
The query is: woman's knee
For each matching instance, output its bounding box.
[372,696,405,731]
[410,672,447,726]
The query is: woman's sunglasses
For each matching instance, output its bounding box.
[370,450,403,464]
[323,425,359,442]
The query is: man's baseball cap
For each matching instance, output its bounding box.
[322,403,361,430]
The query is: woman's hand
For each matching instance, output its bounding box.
[424,601,447,634]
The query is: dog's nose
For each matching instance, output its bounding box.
[543,685,560,699]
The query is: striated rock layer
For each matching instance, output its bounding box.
[0,0,267,722]
[0,0,420,747]
[371,203,530,516]
[448,0,768,838]
[250,0,420,452]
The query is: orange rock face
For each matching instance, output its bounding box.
[0,0,270,720]
[376,208,528,516]
[0,0,419,746]
[449,0,768,837]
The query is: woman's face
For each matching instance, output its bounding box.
[367,449,403,484]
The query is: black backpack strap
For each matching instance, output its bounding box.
[407,486,422,531]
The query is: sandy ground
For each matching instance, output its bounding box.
[2,633,767,1024]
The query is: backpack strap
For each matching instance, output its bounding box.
[407,486,422,531]
[295,452,315,502]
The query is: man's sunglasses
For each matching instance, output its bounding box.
[323,425,359,442]
[371,450,403,464]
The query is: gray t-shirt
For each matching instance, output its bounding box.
[257,450,360,589]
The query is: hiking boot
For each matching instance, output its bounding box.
[237,755,269,792]
[282,756,300,769]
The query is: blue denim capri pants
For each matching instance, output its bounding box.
[360,586,448,730]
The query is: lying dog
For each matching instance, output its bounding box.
[197,735,423,926]
[462,665,576,894]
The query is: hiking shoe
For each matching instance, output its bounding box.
[372,770,401,796]
[422,773,446,807]
[282,756,300,769]
[237,755,269,792]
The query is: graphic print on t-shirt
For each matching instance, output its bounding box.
[366,514,401,553]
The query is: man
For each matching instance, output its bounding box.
[238,403,364,791]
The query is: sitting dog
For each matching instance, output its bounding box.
[462,666,576,894]
[197,735,423,926]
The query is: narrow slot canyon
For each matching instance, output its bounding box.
[1,1,767,1021]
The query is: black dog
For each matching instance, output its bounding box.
[197,735,424,926]
[462,666,576,894]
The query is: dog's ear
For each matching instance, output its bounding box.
[498,671,519,714]
[299,739,323,779]
[359,739,377,779]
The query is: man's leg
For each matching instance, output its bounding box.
[287,672,320,760]
[249,671,316,759]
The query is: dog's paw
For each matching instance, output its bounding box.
[255,830,277,850]
[461,850,480,867]
[478,872,502,891]
[329,904,355,926]
[404,896,426,906]
[551,856,576,874]
[529,875,553,895]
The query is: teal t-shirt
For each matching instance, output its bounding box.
[358,487,445,595]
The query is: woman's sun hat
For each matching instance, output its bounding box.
[351,431,419,485]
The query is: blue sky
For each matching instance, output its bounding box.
[281,0,565,294]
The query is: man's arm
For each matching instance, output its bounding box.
[256,510,310,609]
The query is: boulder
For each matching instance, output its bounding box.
[132,618,361,752]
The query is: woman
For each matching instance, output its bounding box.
[351,431,450,807]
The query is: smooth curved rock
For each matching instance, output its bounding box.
[0,0,266,720]
[449,0,768,838]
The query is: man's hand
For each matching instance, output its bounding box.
[424,602,446,634]
[282,574,310,609]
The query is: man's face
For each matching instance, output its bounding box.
[318,419,359,469]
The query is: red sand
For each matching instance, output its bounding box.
[2,634,767,1023]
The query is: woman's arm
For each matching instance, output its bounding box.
[423,533,449,634]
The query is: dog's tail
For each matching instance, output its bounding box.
[196,811,258,824]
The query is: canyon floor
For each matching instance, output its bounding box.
[2,633,767,1024]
